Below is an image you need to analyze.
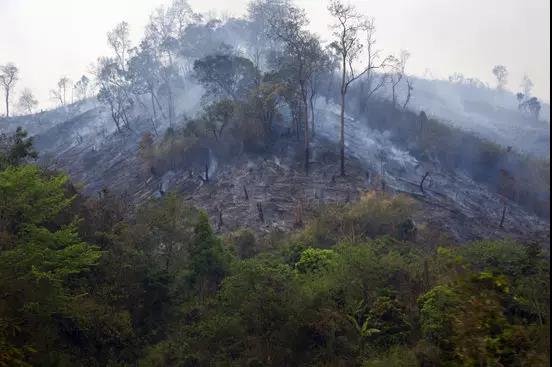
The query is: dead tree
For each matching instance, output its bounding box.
[294,201,304,227]
[420,171,431,194]
[199,163,209,183]
[243,185,249,201]
[402,77,413,110]
[328,2,393,176]
[499,205,507,228]
[218,206,224,229]
[256,202,265,223]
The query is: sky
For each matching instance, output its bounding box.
[0,0,549,113]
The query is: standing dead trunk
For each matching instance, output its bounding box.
[243,186,249,201]
[4,91,9,118]
[310,87,316,138]
[499,205,507,228]
[339,91,346,176]
[301,83,310,176]
[257,202,264,223]
[218,206,224,229]
[420,171,431,193]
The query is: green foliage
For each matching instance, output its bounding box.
[418,285,458,346]
[363,346,418,367]
[188,211,231,300]
[0,164,101,365]
[0,128,37,170]
[295,247,337,274]
[0,165,72,237]
[224,228,258,259]
[297,191,416,247]
[0,138,547,366]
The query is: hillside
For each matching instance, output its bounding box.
[1,88,548,246]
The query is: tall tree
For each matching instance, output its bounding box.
[17,88,38,114]
[268,5,324,174]
[95,57,134,132]
[74,75,90,101]
[328,0,390,176]
[357,18,392,114]
[390,50,410,108]
[145,0,196,127]
[51,76,71,106]
[107,21,132,71]
[520,74,534,97]
[128,41,164,133]
[0,63,19,118]
[492,65,508,91]
[246,0,291,71]
[193,54,258,101]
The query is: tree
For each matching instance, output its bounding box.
[0,127,38,170]
[0,165,102,363]
[107,21,131,71]
[134,192,197,273]
[390,50,410,108]
[402,77,414,110]
[51,76,71,106]
[492,65,508,90]
[17,88,38,114]
[0,63,19,117]
[202,99,234,141]
[328,0,390,176]
[267,4,323,174]
[145,0,197,127]
[95,57,134,132]
[74,75,90,100]
[357,18,393,114]
[128,40,164,133]
[523,97,542,121]
[520,74,533,97]
[516,92,525,107]
[188,211,229,302]
[246,0,291,70]
[308,45,334,137]
[193,55,258,101]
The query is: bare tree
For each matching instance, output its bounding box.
[108,22,132,71]
[402,77,414,110]
[51,76,71,106]
[0,63,19,117]
[492,65,508,91]
[246,0,291,72]
[390,50,410,108]
[18,88,38,114]
[74,75,90,100]
[520,74,534,97]
[328,0,391,176]
[145,0,196,127]
[358,18,393,114]
[94,57,134,132]
[268,5,323,174]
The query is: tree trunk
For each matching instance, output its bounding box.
[420,171,430,194]
[302,84,310,176]
[310,88,316,138]
[499,205,507,228]
[168,84,174,128]
[5,91,9,118]
[340,91,346,176]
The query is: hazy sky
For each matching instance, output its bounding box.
[0,0,549,112]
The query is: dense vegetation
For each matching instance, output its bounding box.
[0,130,549,366]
